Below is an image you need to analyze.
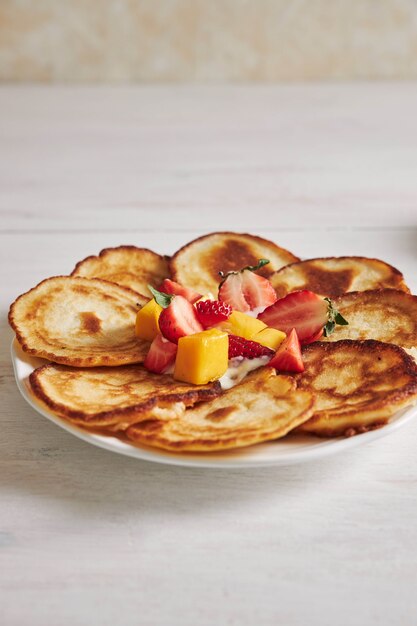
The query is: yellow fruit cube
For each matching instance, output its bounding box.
[135,299,162,341]
[255,327,286,350]
[221,310,267,340]
[174,329,229,385]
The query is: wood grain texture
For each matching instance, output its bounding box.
[1,85,417,626]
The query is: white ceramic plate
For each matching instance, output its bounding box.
[11,339,417,469]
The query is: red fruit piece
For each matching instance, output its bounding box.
[218,260,277,312]
[195,299,232,328]
[219,272,249,312]
[241,270,277,310]
[268,328,304,373]
[144,333,177,374]
[159,279,201,304]
[302,327,324,345]
[158,295,203,343]
[259,290,329,344]
[228,334,274,360]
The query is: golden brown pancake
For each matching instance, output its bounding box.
[72,246,170,297]
[30,364,222,430]
[270,256,409,299]
[9,276,149,366]
[170,232,300,296]
[126,368,315,452]
[295,340,417,437]
[323,289,417,352]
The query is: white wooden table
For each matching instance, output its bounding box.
[1,84,416,626]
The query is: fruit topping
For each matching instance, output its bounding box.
[158,295,203,344]
[254,327,286,350]
[268,328,304,373]
[228,334,274,360]
[174,329,229,385]
[159,279,202,304]
[144,333,178,374]
[220,310,267,340]
[195,299,232,328]
[135,298,163,341]
[218,259,277,312]
[259,290,348,344]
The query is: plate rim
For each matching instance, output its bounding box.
[10,338,417,469]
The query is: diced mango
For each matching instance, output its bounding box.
[135,299,162,341]
[255,327,286,350]
[220,310,267,340]
[174,329,228,385]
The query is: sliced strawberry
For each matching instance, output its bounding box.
[241,270,277,310]
[228,334,274,359]
[302,327,324,345]
[259,290,329,344]
[195,299,232,328]
[268,328,304,373]
[144,333,177,374]
[159,279,201,304]
[219,272,250,312]
[158,295,203,343]
[218,259,277,312]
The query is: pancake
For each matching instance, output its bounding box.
[295,340,417,437]
[30,364,222,430]
[323,289,417,352]
[72,246,170,297]
[126,368,315,452]
[170,232,300,296]
[270,256,409,299]
[9,276,149,367]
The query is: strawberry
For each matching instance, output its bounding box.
[158,294,203,343]
[195,299,232,328]
[159,279,201,304]
[259,290,348,344]
[268,328,304,373]
[302,327,324,345]
[144,333,177,374]
[228,334,274,360]
[218,259,277,313]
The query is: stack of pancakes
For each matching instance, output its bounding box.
[9,232,417,452]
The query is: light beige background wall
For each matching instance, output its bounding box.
[1,0,417,82]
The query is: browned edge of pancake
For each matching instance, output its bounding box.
[71,245,169,273]
[8,275,148,366]
[297,339,417,437]
[169,231,300,279]
[29,364,223,424]
[271,256,410,297]
[71,245,170,287]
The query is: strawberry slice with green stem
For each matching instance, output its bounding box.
[149,285,203,344]
[258,290,348,344]
[218,259,277,312]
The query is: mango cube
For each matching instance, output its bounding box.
[174,329,228,385]
[255,327,286,350]
[222,310,267,340]
[135,299,162,341]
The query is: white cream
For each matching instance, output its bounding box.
[219,356,271,390]
[245,305,268,318]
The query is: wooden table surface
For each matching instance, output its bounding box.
[1,84,416,626]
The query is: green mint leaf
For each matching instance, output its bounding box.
[335,312,349,326]
[323,320,336,337]
[243,259,270,273]
[148,285,174,309]
[323,297,349,335]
